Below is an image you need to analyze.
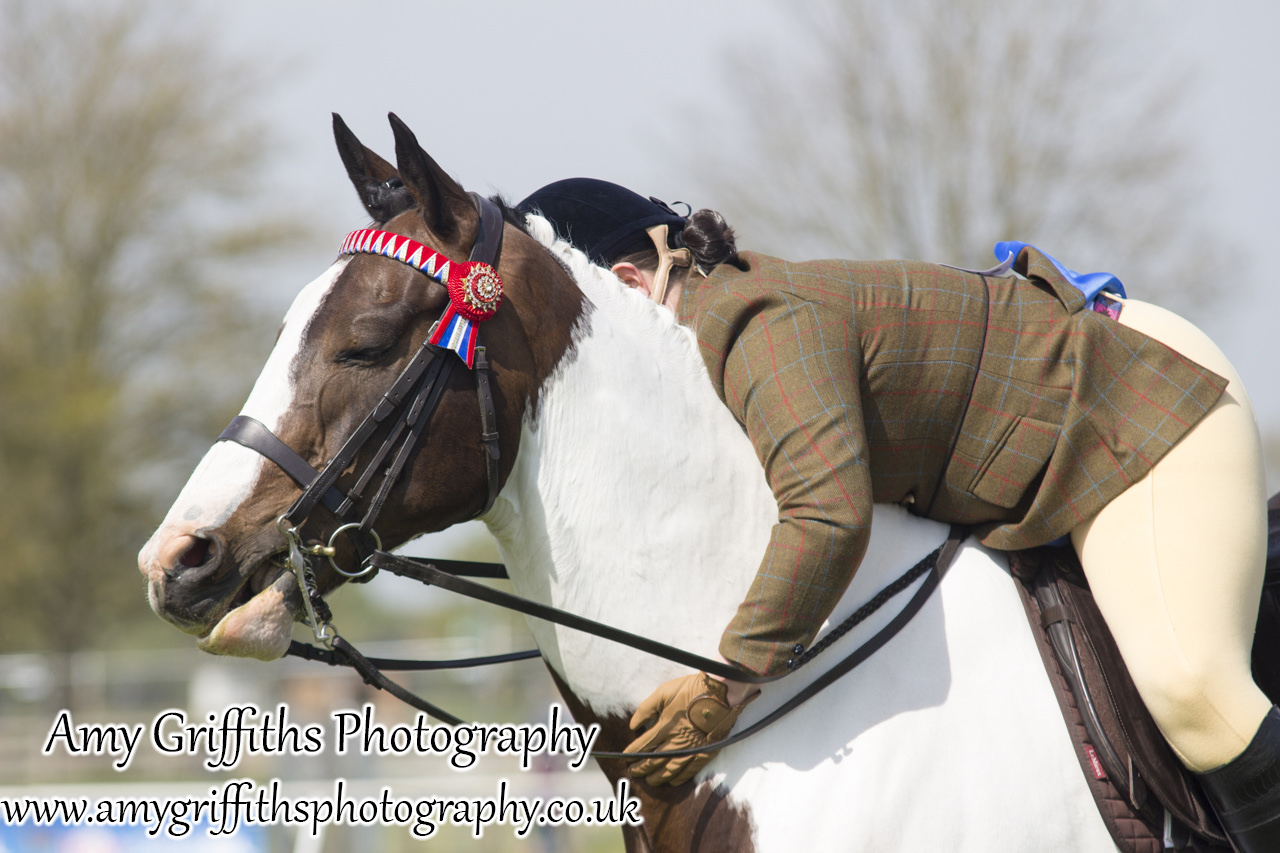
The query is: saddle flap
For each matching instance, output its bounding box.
[1011,546,1230,852]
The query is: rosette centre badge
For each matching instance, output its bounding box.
[457,265,503,322]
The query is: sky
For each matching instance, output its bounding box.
[192,0,1280,574]
[210,1,791,213]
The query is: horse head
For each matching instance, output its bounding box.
[138,114,583,660]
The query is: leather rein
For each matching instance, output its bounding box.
[214,194,970,757]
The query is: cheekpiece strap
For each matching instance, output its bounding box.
[339,228,504,368]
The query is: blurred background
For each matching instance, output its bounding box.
[0,0,1276,850]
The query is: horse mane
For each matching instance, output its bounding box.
[512,206,704,369]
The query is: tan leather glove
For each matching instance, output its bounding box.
[623,672,754,786]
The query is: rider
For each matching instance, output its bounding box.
[516,178,1278,849]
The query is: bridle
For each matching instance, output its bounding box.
[214,193,505,652]
[211,193,969,758]
[218,191,505,570]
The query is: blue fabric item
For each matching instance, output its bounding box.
[993,241,1127,303]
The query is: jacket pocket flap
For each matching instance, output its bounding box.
[965,415,1058,509]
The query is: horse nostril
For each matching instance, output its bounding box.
[158,533,218,579]
[179,537,212,568]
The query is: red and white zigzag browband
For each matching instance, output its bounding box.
[340,228,503,368]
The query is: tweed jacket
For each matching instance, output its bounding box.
[677,248,1228,676]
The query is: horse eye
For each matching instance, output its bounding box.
[335,344,393,366]
[336,314,404,366]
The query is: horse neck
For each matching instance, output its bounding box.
[483,250,777,715]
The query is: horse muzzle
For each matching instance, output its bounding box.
[139,526,298,660]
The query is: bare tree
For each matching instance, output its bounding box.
[683,0,1216,307]
[0,1,315,655]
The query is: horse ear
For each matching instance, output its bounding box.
[333,113,404,221]
[387,112,470,241]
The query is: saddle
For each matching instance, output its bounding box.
[1009,494,1280,853]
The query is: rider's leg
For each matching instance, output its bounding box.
[1070,298,1277,850]
[1071,298,1269,769]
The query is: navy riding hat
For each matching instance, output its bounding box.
[517,178,698,306]
[516,178,688,266]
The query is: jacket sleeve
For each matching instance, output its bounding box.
[707,291,873,676]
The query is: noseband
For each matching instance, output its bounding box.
[217,193,506,580]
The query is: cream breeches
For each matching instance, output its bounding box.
[1070,298,1270,773]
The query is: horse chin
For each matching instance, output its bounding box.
[196,573,296,661]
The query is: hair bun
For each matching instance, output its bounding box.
[681,209,738,272]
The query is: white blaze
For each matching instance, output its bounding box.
[139,259,348,565]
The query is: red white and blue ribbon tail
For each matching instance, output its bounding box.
[428,306,481,368]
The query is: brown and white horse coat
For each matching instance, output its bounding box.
[140,116,1118,851]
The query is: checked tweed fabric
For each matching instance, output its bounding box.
[678,248,1228,676]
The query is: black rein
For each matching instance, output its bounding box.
[290,526,969,756]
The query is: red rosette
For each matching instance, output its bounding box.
[447,262,503,323]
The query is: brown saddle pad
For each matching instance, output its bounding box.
[1009,495,1280,852]
[1006,494,1280,852]
[1011,547,1226,852]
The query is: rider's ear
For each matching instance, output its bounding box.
[611,263,651,297]
[388,112,471,243]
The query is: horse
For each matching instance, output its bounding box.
[138,113,1119,851]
